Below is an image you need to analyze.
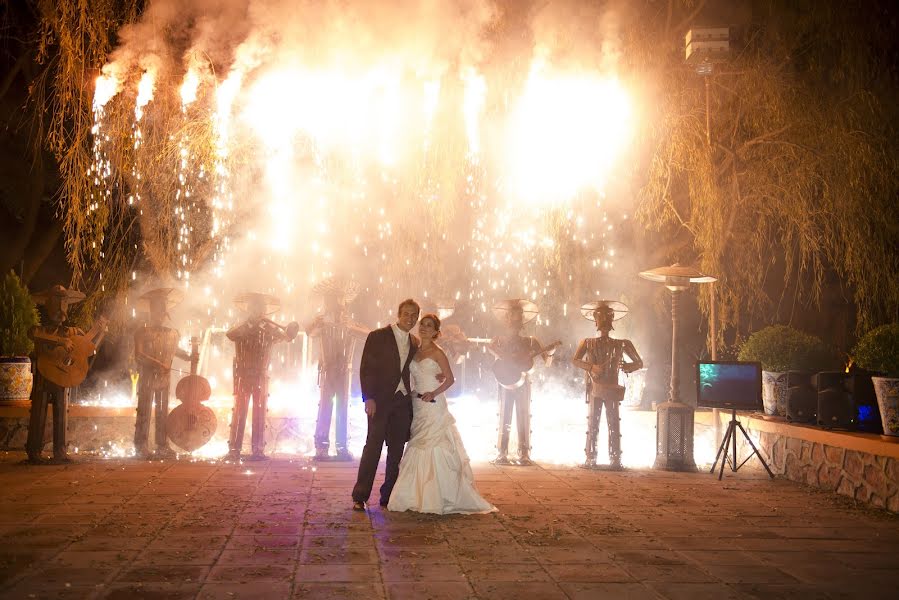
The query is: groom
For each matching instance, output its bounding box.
[351,298,420,511]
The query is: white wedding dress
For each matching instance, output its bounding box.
[387,357,496,514]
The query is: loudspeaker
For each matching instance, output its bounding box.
[816,371,854,430]
[847,371,882,434]
[786,371,817,423]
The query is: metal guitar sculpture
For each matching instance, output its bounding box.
[492,340,562,389]
[488,299,557,465]
[36,316,109,388]
[167,337,217,452]
[27,284,106,463]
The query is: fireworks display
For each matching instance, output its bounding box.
[74,0,723,466]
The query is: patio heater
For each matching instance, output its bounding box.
[639,264,717,471]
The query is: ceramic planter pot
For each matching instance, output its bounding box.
[872,376,899,436]
[0,357,33,407]
[762,371,789,416]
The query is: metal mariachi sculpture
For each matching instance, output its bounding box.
[572,301,643,470]
[167,337,216,452]
[226,292,299,461]
[488,299,559,465]
[27,285,107,464]
[133,288,191,458]
[308,277,368,461]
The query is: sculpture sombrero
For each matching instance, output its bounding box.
[580,300,629,321]
[311,277,360,304]
[491,299,539,325]
[32,284,86,307]
[420,299,456,321]
[137,287,184,310]
[234,292,281,315]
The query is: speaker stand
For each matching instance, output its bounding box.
[710,409,775,480]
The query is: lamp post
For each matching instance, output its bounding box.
[685,25,729,362]
[639,263,717,471]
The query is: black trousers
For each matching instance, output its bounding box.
[352,391,412,504]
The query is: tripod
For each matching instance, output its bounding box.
[710,409,774,480]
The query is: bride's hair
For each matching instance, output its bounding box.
[420,313,441,338]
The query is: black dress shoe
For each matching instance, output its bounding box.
[379,499,389,508]
[352,501,366,511]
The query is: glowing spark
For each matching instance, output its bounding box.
[422,77,441,147]
[94,74,121,110]
[462,67,486,155]
[180,69,201,106]
[135,70,156,121]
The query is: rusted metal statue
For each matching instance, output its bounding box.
[27,285,107,464]
[572,301,643,470]
[133,288,191,459]
[488,299,559,466]
[226,292,299,461]
[308,277,368,461]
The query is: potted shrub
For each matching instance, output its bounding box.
[0,271,40,406]
[738,325,829,416]
[851,323,899,437]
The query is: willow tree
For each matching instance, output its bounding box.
[635,0,899,342]
[25,0,143,318]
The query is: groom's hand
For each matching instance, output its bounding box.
[364,399,377,417]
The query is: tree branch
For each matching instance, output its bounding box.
[0,51,31,102]
[671,0,709,36]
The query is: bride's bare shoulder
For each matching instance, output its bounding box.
[432,344,450,363]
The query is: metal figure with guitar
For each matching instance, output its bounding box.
[27,285,107,464]
[133,288,192,459]
[572,301,642,470]
[226,292,299,461]
[488,299,559,466]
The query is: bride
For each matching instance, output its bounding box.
[387,313,496,514]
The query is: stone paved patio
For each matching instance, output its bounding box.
[0,452,897,599]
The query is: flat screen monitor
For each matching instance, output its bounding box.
[696,361,763,411]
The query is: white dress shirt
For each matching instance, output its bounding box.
[391,323,411,394]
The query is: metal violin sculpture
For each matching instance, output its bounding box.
[166,337,217,452]
[492,340,562,389]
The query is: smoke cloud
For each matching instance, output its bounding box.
[84,1,683,462]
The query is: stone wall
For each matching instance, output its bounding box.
[0,410,319,457]
[0,413,134,455]
[757,431,899,512]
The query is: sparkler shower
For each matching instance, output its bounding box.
[82,0,718,465]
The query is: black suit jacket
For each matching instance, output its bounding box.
[359,325,417,402]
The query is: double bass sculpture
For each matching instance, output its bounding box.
[167,337,217,453]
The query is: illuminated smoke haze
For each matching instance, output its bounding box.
[81,0,721,465]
